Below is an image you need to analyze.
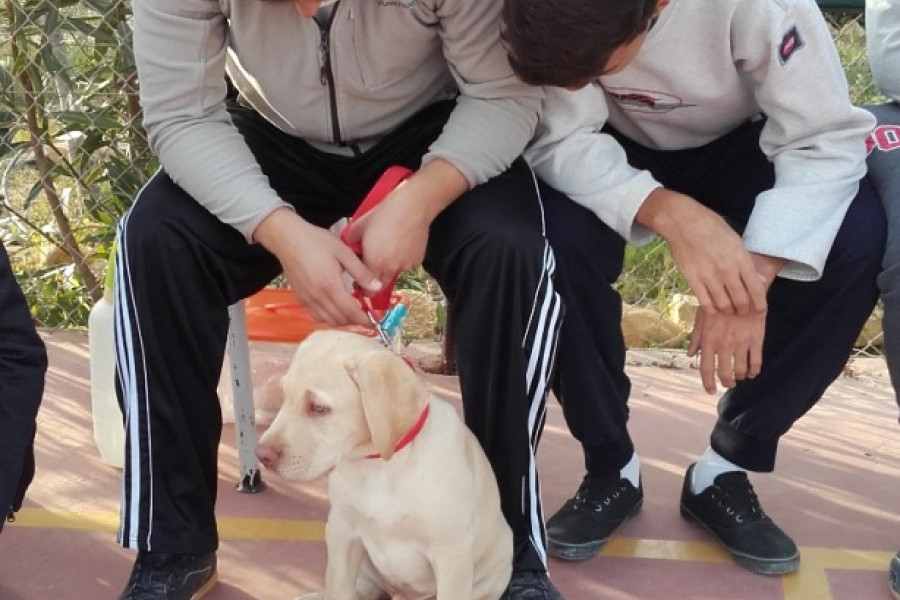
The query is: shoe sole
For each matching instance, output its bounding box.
[192,571,219,600]
[548,500,643,561]
[679,504,800,576]
[890,555,900,600]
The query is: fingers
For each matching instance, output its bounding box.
[341,248,384,298]
[718,352,737,390]
[742,270,769,314]
[689,311,766,395]
[299,283,371,328]
[698,347,718,395]
[696,268,767,317]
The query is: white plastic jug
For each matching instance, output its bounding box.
[88,243,124,468]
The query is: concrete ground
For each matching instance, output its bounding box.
[1,329,900,600]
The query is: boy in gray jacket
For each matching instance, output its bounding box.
[115,0,566,598]
[504,0,885,576]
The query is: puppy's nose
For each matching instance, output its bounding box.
[255,444,282,470]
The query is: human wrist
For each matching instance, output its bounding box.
[749,253,785,289]
[252,206,306,254]
[635,187,693,240]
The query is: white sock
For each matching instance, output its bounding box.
[620,453,641,487]
[691,447,744,494]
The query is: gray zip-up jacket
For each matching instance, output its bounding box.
[132,0,543,239]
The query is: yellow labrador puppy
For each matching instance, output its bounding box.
[256,330,513,600]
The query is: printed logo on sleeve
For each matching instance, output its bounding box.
[866,125,900,156]
[778,26,805,64]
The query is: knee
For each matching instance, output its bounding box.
[471,219,548,274]
[118,176,203,270]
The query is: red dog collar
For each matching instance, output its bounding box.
[365,403,431,459]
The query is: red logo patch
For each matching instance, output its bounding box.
[778,26,804,64]
[866,125,900,156]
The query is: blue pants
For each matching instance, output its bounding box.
[545,119,885,475]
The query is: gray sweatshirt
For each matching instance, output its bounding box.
[868,0,900,102]
[132,0,542,240]
[527,0,875,281]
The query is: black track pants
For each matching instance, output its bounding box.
[114,101,562,572]
[0,243,46,531]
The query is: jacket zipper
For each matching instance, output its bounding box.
[315,7,343,145]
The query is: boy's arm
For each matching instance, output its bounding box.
[133,0,290,241]
[525,85,659,244]
[422,0,544,189]
[734,0,875,281]
[527,85,767,314]
[866,0,900,102]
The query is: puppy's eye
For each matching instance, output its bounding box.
[307,402,331,417]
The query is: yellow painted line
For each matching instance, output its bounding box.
[217,517,325,541]
[10,509,895,600]
[10,508,325,541]
[603,536,732,563]
[782,547,895,600]
[12,508,120,532]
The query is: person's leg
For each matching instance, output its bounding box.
[616,119,885,575]
[867,103,900,409]
[113,104,384,599]
[711,176,884,469]
[0,242,47,532]
[424,160,564,591]
[537,185,643,560]
[861,100,900,600]
[115,98,509,600]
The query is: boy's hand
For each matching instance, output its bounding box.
[685,252,783,393]
[252,208,379,327]
[637,188,767,316]
[687,308,767,394]
[343,159,469,287]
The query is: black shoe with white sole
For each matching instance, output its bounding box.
[890,549,900,599]
[546,473,643,561]
[680,463,799,575]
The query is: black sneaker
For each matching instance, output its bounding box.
[680,463,799,575]
[890,549,900,599]
[500,571,564,600]
[546,473,643,561]
[117,551,217,600]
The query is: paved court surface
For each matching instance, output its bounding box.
[1,329,900,600]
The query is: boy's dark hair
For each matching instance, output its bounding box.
[501,0,658,88]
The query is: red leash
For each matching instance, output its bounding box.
[340,166,413,312]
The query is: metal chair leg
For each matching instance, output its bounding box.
[226,301,266,493]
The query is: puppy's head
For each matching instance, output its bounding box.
[256,330,428,481]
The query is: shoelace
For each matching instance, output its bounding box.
[710,474,768,523]
[573,476,629,513]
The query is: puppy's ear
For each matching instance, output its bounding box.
[347,350,426,460]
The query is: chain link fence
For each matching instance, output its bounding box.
[0,2,886,354]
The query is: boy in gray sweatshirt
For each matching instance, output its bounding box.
[503,0,885,576]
